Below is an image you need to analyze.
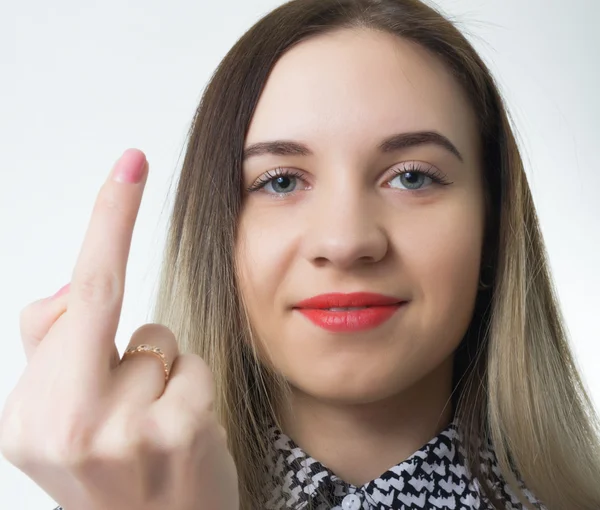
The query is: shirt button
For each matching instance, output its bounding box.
[341,493,362,510]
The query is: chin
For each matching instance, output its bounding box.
[289,366,406,405]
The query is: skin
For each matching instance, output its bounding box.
[237,28,486,486]
[1,150,238,510]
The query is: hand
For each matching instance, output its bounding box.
[0,149,239,510]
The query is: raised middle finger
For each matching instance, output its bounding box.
[51,149,148,384]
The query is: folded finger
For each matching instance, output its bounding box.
[153,353,215,417]
[111,324,180,405]
[19,285,71,362]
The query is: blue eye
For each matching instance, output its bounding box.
[246,163,452,195]
[389,171,430,190]
[267,175,297,193]
[247,167,307,195]
[387,163,452,190]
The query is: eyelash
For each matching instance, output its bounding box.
[246,162,452,194]
[246,167,305,193]
[388,162,453,187]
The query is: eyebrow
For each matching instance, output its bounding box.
[242,130,463,163]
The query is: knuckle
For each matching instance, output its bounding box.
[19,305,44,345]
[132,323,176,341]
[216,422,228,444]
[19,302,44,339]
[176,387,212,422]
[173,422,201,452]
[182,353,214,385]
[97,414,143,459]
[19,303,34,329]
[96,189,125,215]
[149,410,200,453]
[188,354,216,400]
[76,270,121,305]
[170,354,216,412]
[46,418,97,467]
[0,401,28,464]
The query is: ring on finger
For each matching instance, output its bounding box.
[119,344,172,382]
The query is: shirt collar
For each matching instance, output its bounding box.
[263,419,482,509]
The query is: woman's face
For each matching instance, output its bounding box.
[236,28,486,405]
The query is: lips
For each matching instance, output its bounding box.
[294,292,406,332]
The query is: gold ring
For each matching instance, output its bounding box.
[120,344,172,382]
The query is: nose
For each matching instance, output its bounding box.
[300,188,389,270]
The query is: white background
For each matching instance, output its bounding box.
[2,0,599,507]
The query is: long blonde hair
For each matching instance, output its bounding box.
[151,1,600,508]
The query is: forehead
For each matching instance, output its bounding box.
[245,28,479,165]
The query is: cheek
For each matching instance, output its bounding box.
[235,207,299,331]
[401,197,484,336]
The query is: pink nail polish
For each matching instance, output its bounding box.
[52,283,70,299]
[111,149,147,184]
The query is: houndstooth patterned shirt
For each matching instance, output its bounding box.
[53,419,546,510]
[262,419,547,509]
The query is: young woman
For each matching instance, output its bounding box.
[2,0,599,509]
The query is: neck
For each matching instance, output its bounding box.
[279,356,454,486]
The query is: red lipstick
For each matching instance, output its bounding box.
[294,292,406,332]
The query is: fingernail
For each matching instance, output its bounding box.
[111,149,147,184]
[52,283,70,299]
